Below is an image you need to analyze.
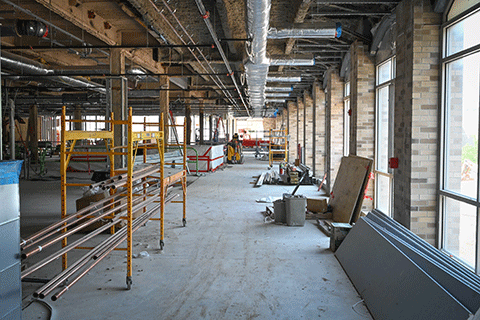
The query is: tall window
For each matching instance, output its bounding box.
[343,82,350,156]
[374,57,395,216]
[440,5,480,272]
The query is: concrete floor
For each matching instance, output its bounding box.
[20,154,371,319]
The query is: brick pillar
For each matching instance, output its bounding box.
[327,69,344,190]
[304,91,314,168]
[297,97,304,163]
[350,40,375,210]
[394,0,440,245]
[287,101,297,162]
[314,83,326,178]
[263,118,276,132]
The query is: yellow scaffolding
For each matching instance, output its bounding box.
[60,107,170,290]
[268,128,288,166]
[164,115,187,227]
[60,108,116,270]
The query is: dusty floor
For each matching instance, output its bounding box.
[20,154,371,319]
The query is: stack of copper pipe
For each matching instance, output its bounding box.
[21,165,172,300]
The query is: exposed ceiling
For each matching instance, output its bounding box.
[0,0,401,118]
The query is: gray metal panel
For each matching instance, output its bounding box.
[0,184,20,225]
[0,305,21,320]
[0,220,20,272]
[368,210,480,288]
[0,263,21,319]
[366,218,480,314]
[335,218,472,320]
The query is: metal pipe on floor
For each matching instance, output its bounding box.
[38,196,167,299]
[89,164,157,189]
[51,203,162,301]
[22,185,161,259]
[22,216,123,279]
[21,174,157,249]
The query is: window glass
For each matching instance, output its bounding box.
[376,174,391,214]
[444,53,479,198]
[377,60,392,85]
[446,10,480,56]
[444,197,477,268]
[376,86,390,172]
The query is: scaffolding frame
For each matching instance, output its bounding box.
[164,115,187,227]
[60,107,169,289]
[268,128,288,166]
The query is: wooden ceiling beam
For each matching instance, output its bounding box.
[33,0,121,45]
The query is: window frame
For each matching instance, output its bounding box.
[343,82,350,157]
[374,56,396,217]
[439,3,480,273]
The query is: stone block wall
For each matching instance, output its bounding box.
[327,70,344,188]
[394,0,440,245]
[314,84,326,178]
[263,117,276,132]
[350,40,375,211]
[304,91,314,168]
[297,97,305,163]
[287,101,297,161]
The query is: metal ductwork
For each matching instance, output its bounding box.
[0,20,48,38]
[269,58,315,66]
[0,51,106,94]
[265,99,286,103]
[267,24,341,39]
[245,0,271,116]
[266,92,290,98]
[265,86,293,92]
[266,76,302,82]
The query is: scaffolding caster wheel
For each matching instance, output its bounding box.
[160,240,164,250]
[126,276,132,290]
[182,218,186,227]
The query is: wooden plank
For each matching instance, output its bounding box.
[254,172,266,188]
[329,155,372,223]
[317,219,333,237]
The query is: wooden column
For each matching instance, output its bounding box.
[185,104,192,145]
[159,74,169,149]
[27,104,38,162]
[209,115,213,142]
[73,106,82,130]
[199,100,204,144]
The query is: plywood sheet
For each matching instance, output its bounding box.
[335,218,472,320]
[329,156,372,223]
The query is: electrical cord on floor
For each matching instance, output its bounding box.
[22,298,54,320]
[351,299,370,318]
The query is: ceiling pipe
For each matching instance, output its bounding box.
[194,0,251,117]
[156,0,244,114]
[1,0,109,58]
[0,51,106,94]
[0,19,48,37]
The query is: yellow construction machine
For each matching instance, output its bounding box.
[226,133,244,164]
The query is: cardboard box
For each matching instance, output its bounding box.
[307,198,328,213]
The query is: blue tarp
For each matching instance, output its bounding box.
[0,161,23,185]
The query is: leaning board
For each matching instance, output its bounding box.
[330,156,372,223]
